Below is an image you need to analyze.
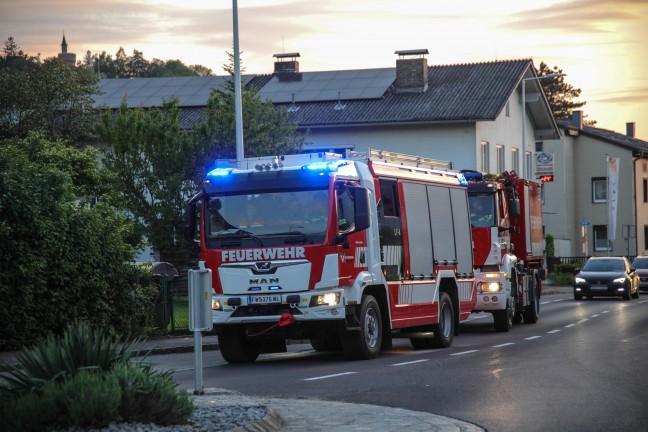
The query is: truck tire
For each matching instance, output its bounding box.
[430,292,455,348]
[493,307,513,332]
[218,325,260,363]
[340,295,382,360]
[523,278,540,323]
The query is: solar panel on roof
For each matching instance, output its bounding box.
[257,68,395,103]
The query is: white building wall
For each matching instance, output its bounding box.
[543,133,576,256]
[634,159,648,255]
[302,123,478,170]
[573,136,635,257]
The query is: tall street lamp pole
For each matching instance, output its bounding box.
[521,73,565,179]
[233,0,244,161]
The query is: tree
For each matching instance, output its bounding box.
[95,98,198,259]
[537,62,589,122]
[125,49,150,78]
[193,52,305,177]
[0,133,154,350]
[0,57,100,144]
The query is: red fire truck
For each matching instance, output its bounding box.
[185,149,476,363]
[463,170,546,332]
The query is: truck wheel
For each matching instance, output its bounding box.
[218,325,259,363]
[523,279,540,323]
[493,307,513,332]
[340,295,382,360]
[430,292,455,348]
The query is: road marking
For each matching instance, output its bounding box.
[577,319,589,324]
[590,314,600,318]
[547,329,561,334]
[601,310,610,313]
[524,336,541,340]
[304,372,357,381]
[451,350,479,356]
[564,324,576,328]
[493,343,515,348]
[639,300,648,304]
[391,359,430,366]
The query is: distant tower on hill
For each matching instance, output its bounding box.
[58,34,76,66]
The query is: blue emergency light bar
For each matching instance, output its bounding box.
[207,168,233,177]
[302,160,349,172]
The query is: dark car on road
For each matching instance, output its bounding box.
[631,256,648,291]
[573,256,639,301]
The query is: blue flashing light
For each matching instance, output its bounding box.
[458,173,468,186]
[302,160,349,172]
[207,168,233,177]
[462,171,483,182]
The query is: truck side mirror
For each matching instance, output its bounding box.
[509,198,520,218]
[184,202,197,242]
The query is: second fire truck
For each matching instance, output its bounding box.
[463,170,546,332]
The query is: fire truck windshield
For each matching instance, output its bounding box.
[206,189,329,245]
[469,194,495,228]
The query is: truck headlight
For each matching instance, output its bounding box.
[212,299,222,311]
[309,292,340,307]
[482,282,502,292]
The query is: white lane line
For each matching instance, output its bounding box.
[553,299,565,302]
[590,314,600,318]
[493,343,515,348]
[547,329,561,334]
[304,372,357,381]
[451,350,479,356]
[639,300,648,304]
[391,359,430,367]
[564,324,576,328]
[602,310,610,314]
[577,318,589,324]
[524,336,542,340]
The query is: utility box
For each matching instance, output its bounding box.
[188,268,213,331]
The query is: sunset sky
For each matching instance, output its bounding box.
[2,0,647,140]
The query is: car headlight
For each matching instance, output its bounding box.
[575,277,586,284]
[309,292,340,307]
[481,282,502,292]
[613,277,626,284]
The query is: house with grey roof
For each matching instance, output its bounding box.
[543,112,648,258]
[95,50,562,258]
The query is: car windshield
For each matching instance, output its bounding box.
[632,258,648,269]
[582,258,625,272]
[206,189,329,239]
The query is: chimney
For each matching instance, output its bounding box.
[626,122,636,138]
[394,49,429,93]
[273,52,301,82]
[570,110,583,129]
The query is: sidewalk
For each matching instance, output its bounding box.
[1,287,573,431]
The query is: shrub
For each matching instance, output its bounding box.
[556,263,581,274]
[0,370,121,431]
[551,272,574,286]
[0,321,139,399]
[111,363,194,425]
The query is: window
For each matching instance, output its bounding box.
[506,101,510,117]
[645,225,648,251]
[594,225,611,251]
[592,177,607,203]
[496,145,505,172]
[511,148,519,173]
[481,141,490,173]
[643,179,647,203]
[524,151,532,179]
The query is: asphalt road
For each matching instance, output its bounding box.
[152,291,648,432]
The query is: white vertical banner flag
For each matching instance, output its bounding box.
[607,157,620,242]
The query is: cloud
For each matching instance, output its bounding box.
[504,0,648,33]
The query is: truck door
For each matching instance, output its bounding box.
[378,179,403,281]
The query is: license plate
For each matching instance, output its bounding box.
[248,295,282,305]
[591,285,607,290]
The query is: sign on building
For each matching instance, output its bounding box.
[535,152,554,182]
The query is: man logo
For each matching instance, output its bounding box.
[249,278,279,285]
[256,261,271,271]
